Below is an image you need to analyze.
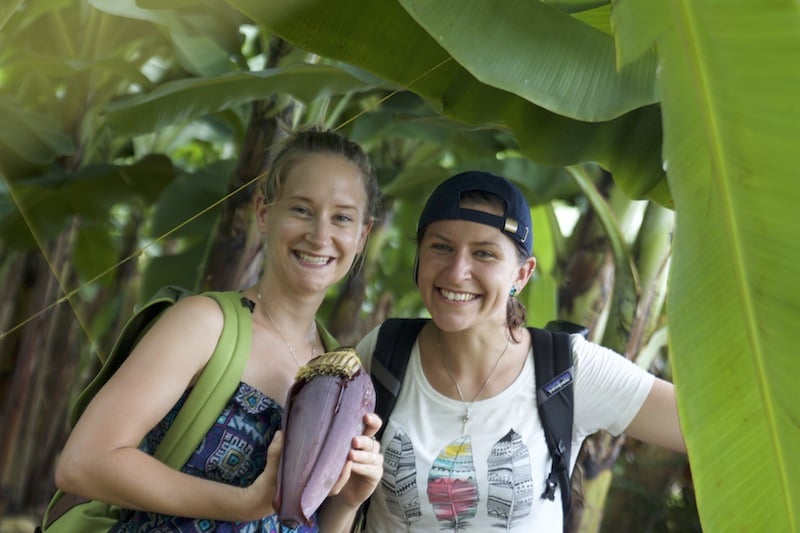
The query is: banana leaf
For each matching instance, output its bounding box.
[618,1,800,530]
[229,0,800,529]
[231,0,669,204]
[105,64,389,135]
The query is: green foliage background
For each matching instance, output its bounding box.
[0,1,797,531]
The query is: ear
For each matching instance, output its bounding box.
[513,256,537,292]
[356,218,374,254]
[255,192,270,233]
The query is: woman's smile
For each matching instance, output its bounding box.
[438,287,480,303]
[293,250,333,266]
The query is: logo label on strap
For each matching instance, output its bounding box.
[541,367,574,399]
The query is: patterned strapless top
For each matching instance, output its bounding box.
[111,382,320,532]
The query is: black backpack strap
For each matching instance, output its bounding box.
[370,318,428,441]
[352,318,428,532]
[543,319,589,339]
[531,326,575,517]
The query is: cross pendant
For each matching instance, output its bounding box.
[461,409,470,434]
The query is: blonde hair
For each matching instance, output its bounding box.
[259,127,380,222]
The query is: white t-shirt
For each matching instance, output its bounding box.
[356,326,654,532]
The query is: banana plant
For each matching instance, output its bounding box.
[0,1,796,530]
[0,0,396,516]
[231,0,800,530]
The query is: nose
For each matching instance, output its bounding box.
[443,249,471,282]
[306,216,331,247]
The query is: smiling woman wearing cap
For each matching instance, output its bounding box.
[356,170,685,532]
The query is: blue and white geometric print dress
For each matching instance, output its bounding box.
[111,382,319,533]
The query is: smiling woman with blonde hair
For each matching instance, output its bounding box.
[54,128,384,532]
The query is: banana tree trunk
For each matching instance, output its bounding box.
[200,101,289,291]
[557,178,680,532]
[556,195,616,532]
[600,442,697,532]
[0,226,78,514]
[201,39,292,292]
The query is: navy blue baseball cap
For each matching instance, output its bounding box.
[417,171,533,255]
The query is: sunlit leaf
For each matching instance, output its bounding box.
[90,0,245,76]
[400,0,656,120]
[105,64,388,136]
[617,1,800,530]
[232,0,669,204]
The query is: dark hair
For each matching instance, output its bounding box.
[260,127,381,222]
[506,258,528,341]
[417,190,529,339]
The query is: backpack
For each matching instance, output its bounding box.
[39,286,254,532]
[370,318,588,518]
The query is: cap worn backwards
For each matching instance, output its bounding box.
[417,170,533,255]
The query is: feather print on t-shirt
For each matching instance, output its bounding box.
[487,429,534,529]
[381,427,421,527]
[427,436,478,531]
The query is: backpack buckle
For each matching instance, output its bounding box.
[542,473,558,501]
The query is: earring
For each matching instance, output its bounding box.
[509,286,517,297]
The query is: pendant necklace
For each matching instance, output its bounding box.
[438,329,511,435]
[257,290,316,368]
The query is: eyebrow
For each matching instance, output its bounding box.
[426,231,502,249]
[286,194,360,211]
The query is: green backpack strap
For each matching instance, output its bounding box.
[40,290,252,532]
[153,291,252,467]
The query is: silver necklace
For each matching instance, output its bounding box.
[257,290,315,368]
[438,330,511,435]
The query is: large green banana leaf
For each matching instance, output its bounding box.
[614,1,800,530]
[233,0,800,530]
[89,0,248,76]
[105,64,389,136]
[0,155,176,260]
[399,0,658,120]
[230,0,669,205]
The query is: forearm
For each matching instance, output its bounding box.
[55,447,268,522]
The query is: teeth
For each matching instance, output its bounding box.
[296,251,329,265]
[440,288,477,302]
[275,348,376,528]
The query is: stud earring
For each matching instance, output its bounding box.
[509,286,517,297]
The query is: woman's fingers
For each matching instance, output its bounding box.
[265,431,283,507]
[363,413,382,436]
[266,431,283,478]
